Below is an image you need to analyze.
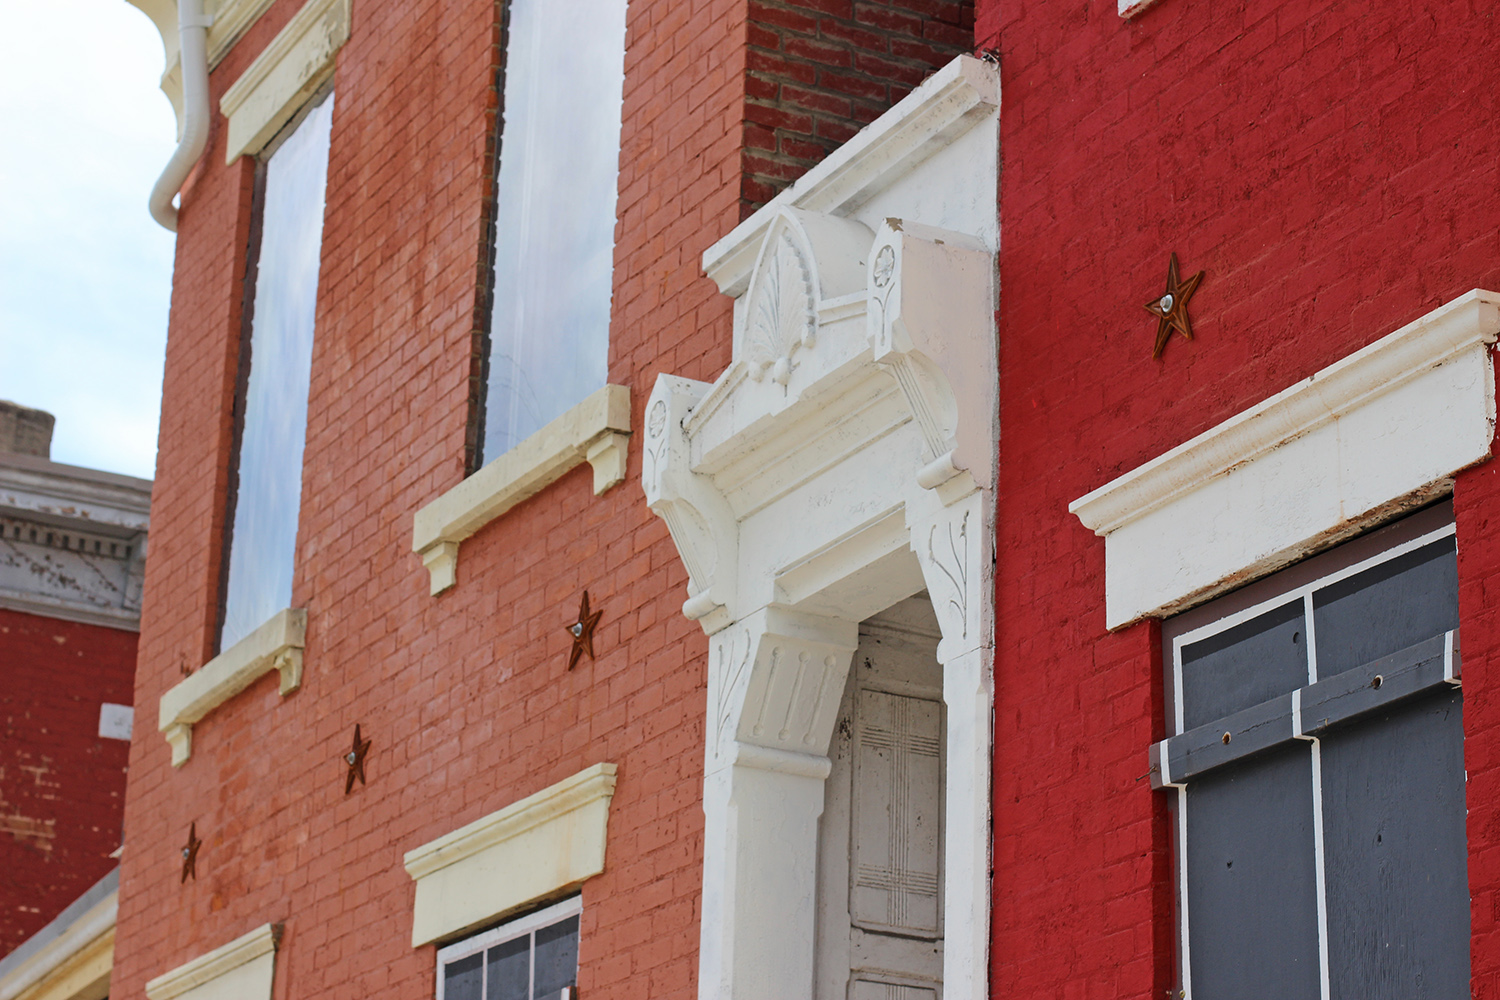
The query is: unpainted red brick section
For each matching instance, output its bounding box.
[979,0,1500,996]
[743,0,974,208]
[0,609,135,953]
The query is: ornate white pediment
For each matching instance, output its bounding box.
[642,55,999,1000]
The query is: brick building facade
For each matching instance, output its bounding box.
[8,0,1499,998]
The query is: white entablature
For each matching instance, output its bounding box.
[642,55,1000,1000]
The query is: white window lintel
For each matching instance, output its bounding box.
[404,763,618,947]
[1070,289,1500,629]
[157,607,306,766]
[144,923,280,1000]
[411,384,631,595]
[218,0,351,163]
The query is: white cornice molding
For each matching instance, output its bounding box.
[0,454,151,534]
[1071,289,1500,628]
[144,924,280,1000]
[404,763,618,946]
[0,872,117,1000]
[219,0,351,162]
[703,55,1000,298]
[0,591,141,631]
[157,608,306,766]
[411,384,631,595]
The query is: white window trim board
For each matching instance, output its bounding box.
[1070,289,1500,629]
[157,607,306,766]
[404,763,618,947]
[411,384,631,595]
[0,870,116,1000]
[144,924,280,1000]
[218,0,351,163]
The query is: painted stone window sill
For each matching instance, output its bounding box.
[412,384,631,595]
[403,763,618,946]
[157,608,306,767]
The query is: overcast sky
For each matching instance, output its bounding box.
[0,0,177,481]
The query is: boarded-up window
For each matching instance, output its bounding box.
[1157,505,1468,1000]
[436,896,580,1000]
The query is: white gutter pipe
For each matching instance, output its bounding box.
[148,0,212,232]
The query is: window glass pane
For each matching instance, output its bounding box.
[220,94,334,649]
[486,934,531,1000]
[1185,743,1320,999]
[482,0,626,461]
[443,952,484,1000]
[1180,599,1305,730]
[1321,688,1469,999]
[1312,537,1458,678]
[532,915,580,998]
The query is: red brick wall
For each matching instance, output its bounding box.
[0,609,135,954]
[113,0,752,998]
[981,0,1500,995]
[743,0,974,208]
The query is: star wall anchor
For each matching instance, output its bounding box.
[1146,252,1205,359]
[566,591,604,670]
[343,723,372,795]
[180,821,201,884]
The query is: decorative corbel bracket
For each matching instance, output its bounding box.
[868,219,997,491]
[706,606,859,769]
[642,376,740,633]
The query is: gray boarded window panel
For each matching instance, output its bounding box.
[532,915,580,998]
[1185,743,1321,1000]
[851,689,943,938]
[1321,689,1469,1000]
[486,934,530,1000]
[444,952,484,1000]
[1312,538,1458,679]
[1181,599,1306,730]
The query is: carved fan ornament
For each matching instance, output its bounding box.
[745,230,816,386]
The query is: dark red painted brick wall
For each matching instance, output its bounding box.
[743,0,974,208]
[981,0,1500,995]
[0,608,135,955]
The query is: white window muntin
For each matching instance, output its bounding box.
[433,895,581,1000]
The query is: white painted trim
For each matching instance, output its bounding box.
[1070,290,1500,628]
[218,0,350,163]
[646,54,999,1000]
[411,385,631,595]
[157,608,306,766]
[434,897,582,1000]
[703,56,1000,298]
[143,924,279,1000]
[404,763,617,947]
[0,874,115,1000]
[1118,0,1164,18]
[0,592,141,631]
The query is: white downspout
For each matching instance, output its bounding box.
[148,0,212,232]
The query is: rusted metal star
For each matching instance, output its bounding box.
[566,591,604,670]
[180,822,201,884]
[1146,252,1205,359]
[343,723,372,795]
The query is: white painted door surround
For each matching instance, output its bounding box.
[641,56,1000,1000]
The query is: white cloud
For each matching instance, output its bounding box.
[0,0,178,480]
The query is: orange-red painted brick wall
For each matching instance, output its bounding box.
[744,0,974,207]
[981,0,1500,995]
[0,608,135,954]
[113,0,757,998]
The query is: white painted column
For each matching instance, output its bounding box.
[699,609,858,1000]
[909,491,994,1000]
[700,745,832,1000]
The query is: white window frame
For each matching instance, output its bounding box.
[434,895,581,1000]
[1163,513,1460,1000]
